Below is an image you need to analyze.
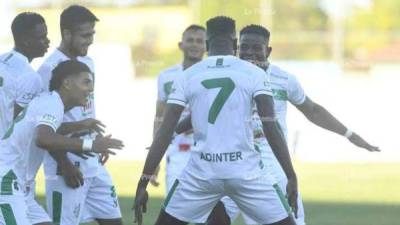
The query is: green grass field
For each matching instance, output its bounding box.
[34,161,400,225]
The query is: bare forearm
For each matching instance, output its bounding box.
[48,151,71,167]
[57,121,85,135]
[37,131,83,153]
[263,121,296,179]
[142,134,172,175]
[306,104,347,136]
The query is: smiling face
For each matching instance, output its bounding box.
[239,33,272,69]
[179,29,206,61]
[65,71,93,107]
[65,21,96,57]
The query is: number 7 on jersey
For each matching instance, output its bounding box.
[201,77,235,124]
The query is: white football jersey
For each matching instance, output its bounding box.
[0,92,64,193]
[0,50,43,136]
[37,49,99,179]
[0,66,17,137]
[167,55,272,180]
[252,63,306,181]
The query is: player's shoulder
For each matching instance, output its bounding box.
[77,56,95,72]
[268,64,297,81]
[35,91,63,108]
[158,64,182,77]
[40,50,68,71]
[157,64,183,84]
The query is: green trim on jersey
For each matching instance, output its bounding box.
[273,89,288,101]
[0,204,17,225]
[52,191,62,224]
[201,77,235,124]
[1,170,17,195]
[273,183,292,214]
[0,76,3,87]
[2,107,28,140]
[163,179,179,209]
[164,81,174,97]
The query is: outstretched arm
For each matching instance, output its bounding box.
[295,97,380,152]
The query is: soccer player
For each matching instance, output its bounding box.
[134,16,298,225]
[199,24,380,225]
[0,60,123,225]
[0,12,49,136]
[153,24,206,192]
[0,12,52,225]
[37,5,123,225]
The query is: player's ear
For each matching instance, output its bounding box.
[178,41,183,51]
[62,77,72,90]
[266,46,272,58]
[62,29,72,42]
[233,39,238,56]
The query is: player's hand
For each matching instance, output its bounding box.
[150,166,160,187]
[133,186,148,225]
[60,159,84,188]
[80,118,106,135]
[92,135,124,155]
[286,176,298,218]
[348,133,380,152]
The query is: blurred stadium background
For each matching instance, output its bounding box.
[1,0,399,224]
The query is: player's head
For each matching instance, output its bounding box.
[50,60,93,107]
[206,16,237,55]
[179,24,206,62]
[239,24,271,69]
[60,5,99,56]
[11,12,49,59]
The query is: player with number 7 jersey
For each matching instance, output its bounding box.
[168,55,273,180]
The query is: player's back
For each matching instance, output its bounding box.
[169,55,271,179]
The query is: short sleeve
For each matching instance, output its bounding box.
[16,73,42,107]
[157,73,167,102]
[253,70,273,98]
[166,74,186,106]
[36,101,63,132]
[287,74,306,105]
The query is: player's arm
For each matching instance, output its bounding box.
[153,100,165,137]
[175,114,192,134]
[255,94,298,217]
[295,97,380,152]
[57,119,105,135]
[35,125,123,154]
[134,103,184,224]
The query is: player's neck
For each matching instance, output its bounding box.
[56,90,74,112]
[208,49,234,57]
[13,47,33,62]
[182,58,200,70]
[58,43,77,60]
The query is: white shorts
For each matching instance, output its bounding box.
[222,179,306,225]
[164,170,290,224]
[45,166,121,225]
[25,182,51,224]
[0,195,30,225]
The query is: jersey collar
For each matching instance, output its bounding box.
[11,49,29,64]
